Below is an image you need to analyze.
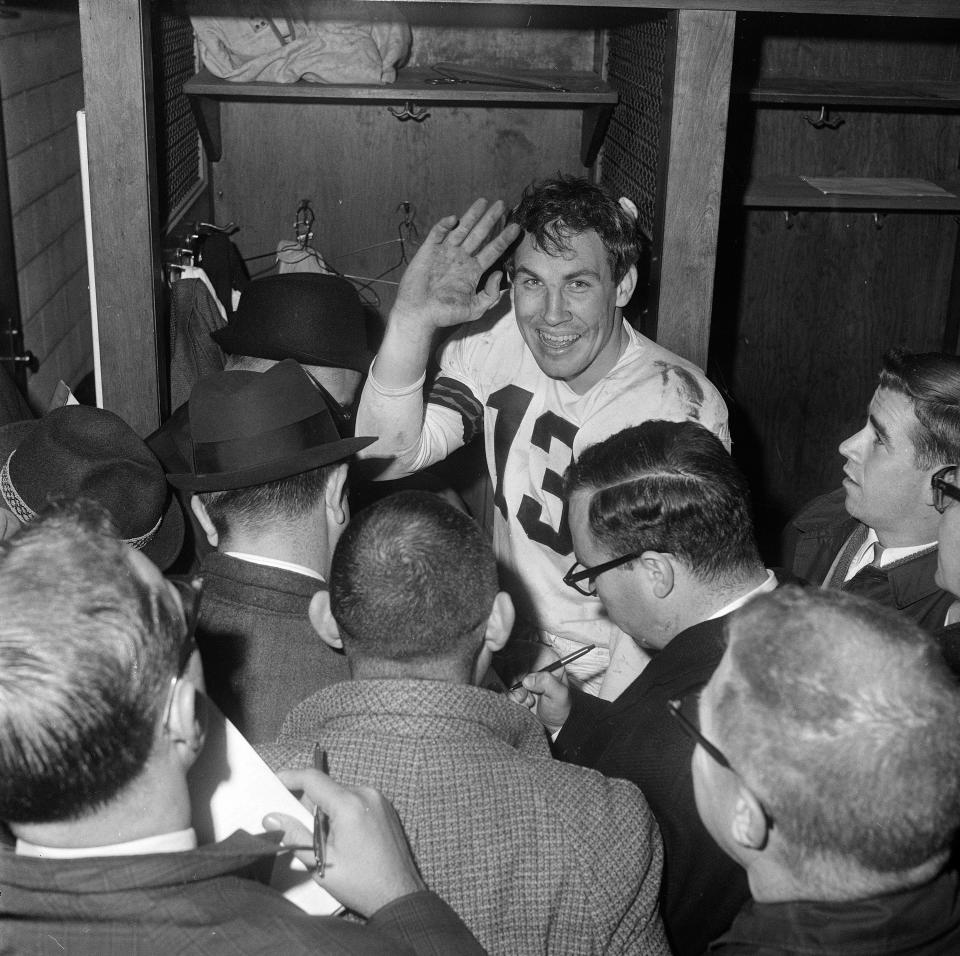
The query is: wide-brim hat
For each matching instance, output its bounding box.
[211,273,373,373]
[0,405,185,571]
[167,359,377,493]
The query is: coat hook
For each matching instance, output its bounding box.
[388,101,430,122]
[803,106,845,130]
[873,212,886,230]
[783,209,797,229]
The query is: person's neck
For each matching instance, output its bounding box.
[748,850,946,905]
[668,566,770,637]
[10,757,191,850]
[222,514,329,577]
[874,522,938,550]
[349,657,471,684]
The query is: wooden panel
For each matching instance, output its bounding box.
[712,15,960,547]
[238,0,960,20]
[714,211,958,528]
[741,177,960,212]
[213,101,582,320]
[79,0,163,434]
[208,16,593,320]
[653,9,735,368]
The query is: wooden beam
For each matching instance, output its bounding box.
[652,9,735,369]
[353,0,960,16]
[79,0,163,435]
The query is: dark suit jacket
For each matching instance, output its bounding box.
[553,614,750,956]
[783,488,953,632]
[0,830,484,955]
[196,552,350,745]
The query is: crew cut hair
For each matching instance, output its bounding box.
[329,491,498,665]
[506,175,645,283]
[0,501,183,823]
[716,586,960,878]
[199,464,332,540]
[878,348,960,469]
[564,420,762,583]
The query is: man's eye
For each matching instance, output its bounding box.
[521,278,541,288]
[568,280,590,290]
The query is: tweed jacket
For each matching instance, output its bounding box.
[268,679,669,956]
[196,551,350,745]
[554,614,751,956]
[783,488,952,632]
[709,868,960,955]
[0,830,485,955]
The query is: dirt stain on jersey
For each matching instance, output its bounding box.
[654,361,704,419]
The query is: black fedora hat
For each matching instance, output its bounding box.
[0,405,185,571]
[168,359,377,493]
[211,273,372,373]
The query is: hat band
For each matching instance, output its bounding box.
[0,451,37,524]
[1,450,161,552]
[192,409,335,475]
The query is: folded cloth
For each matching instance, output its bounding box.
[192,1,411,84]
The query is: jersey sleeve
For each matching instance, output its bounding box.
[355,329,486,480]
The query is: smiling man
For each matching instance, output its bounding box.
[356,177,729,695]
[784,349,960,631]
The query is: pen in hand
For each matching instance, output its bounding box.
[313,744,330,879]
[509,644,597,691]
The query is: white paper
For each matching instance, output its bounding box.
[188,701,340,915]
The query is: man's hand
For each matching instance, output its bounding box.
[391,198,522,335]
[510,668,573,734]
[263,768,426,917]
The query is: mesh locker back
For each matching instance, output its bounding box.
[602,15,668,241]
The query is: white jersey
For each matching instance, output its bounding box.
[358,308,730,688]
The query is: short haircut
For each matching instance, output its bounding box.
[878,348,960,469]
[715,586,960,877]
[198,465,332,539]
[0,501,182,823]
[329,490,499,665]
[564,420,762,583]
[506,175,645,283]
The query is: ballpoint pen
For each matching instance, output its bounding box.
[509,644,597,691]
[313,744,330,879]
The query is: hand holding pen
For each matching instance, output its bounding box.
[509,643,597,691]
[508,644,595,734]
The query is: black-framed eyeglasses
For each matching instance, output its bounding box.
[563,551,644,597]
[932,465,960,515]
[161,576,204,730]
[667,693,732,770]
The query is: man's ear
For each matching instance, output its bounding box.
[483,591,515,654]
[730,784,770,852]
[190,495,218,548]
[615,263,638,309]
[165,662,205,769]
[639,551,675,599]
[309,589,343,650]
[324,463,349,527]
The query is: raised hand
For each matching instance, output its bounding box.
[391,198,522,334]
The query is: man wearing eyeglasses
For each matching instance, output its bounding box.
[513,420,778,956]
[928,464,960,675]
[0,502,486,955]
[690,586,960,954]
[783,348,959,632]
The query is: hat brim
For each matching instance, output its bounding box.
[145,493,186,572]
[0,417,185,572]
[166,435,376,493]
[210,328,373,375]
